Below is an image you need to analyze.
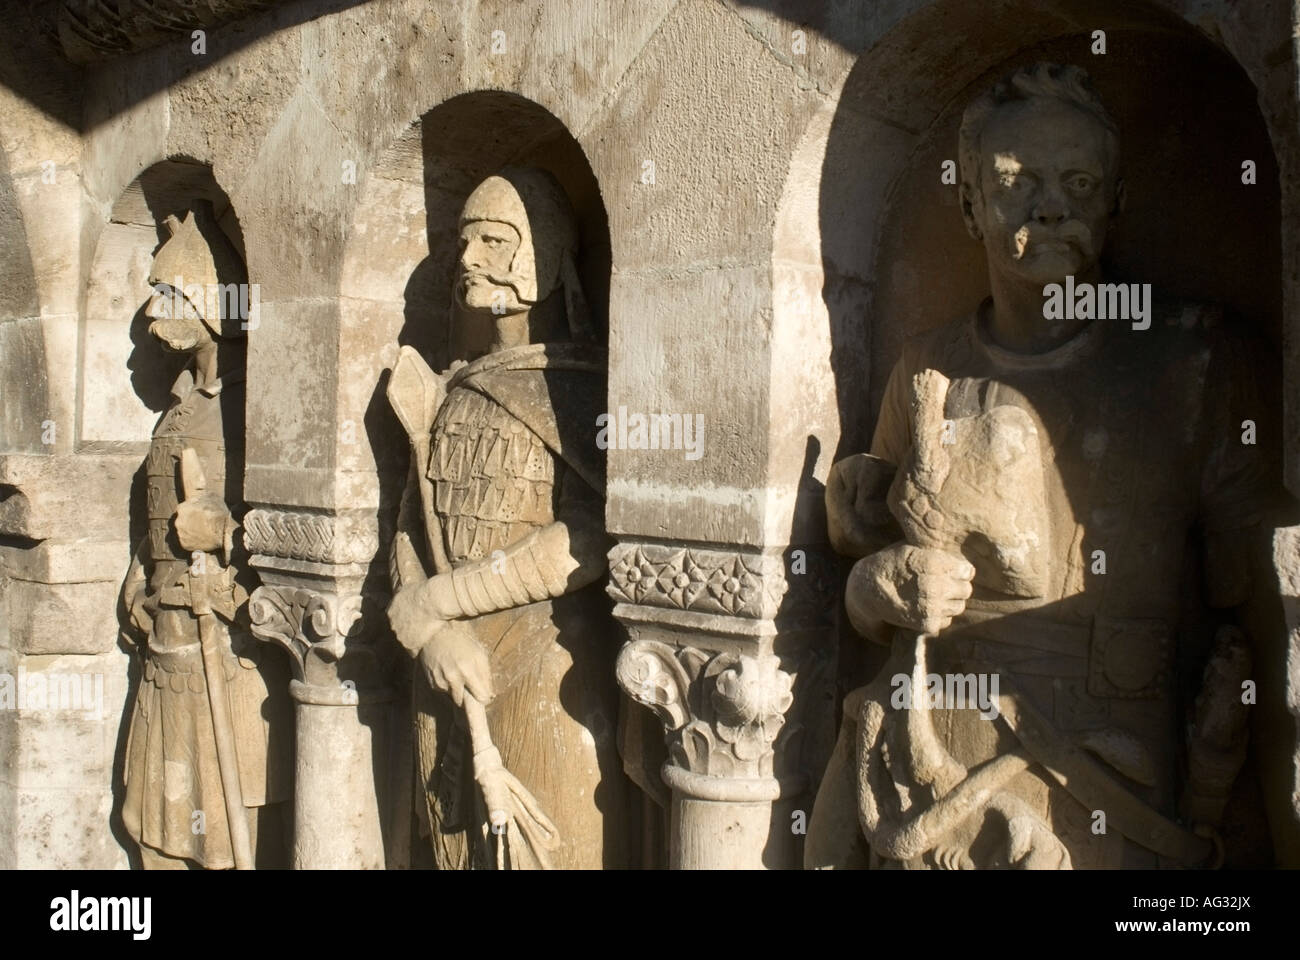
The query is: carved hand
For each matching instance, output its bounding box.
[846,541,974,637]
[128,589,157,637]
[174,492,233,553]
[826,454,900,558]
[121,548,150,637]
[417,621,494,706]
[387,581,438,656]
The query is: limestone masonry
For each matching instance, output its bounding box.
[1,0,1299,872]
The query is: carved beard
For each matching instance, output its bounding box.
[149,317,204,352]
[457,270,530,313]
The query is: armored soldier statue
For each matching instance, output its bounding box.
[386,167,636,869]
[121,203,291,869]
[807,63,1270,869]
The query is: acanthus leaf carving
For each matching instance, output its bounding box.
[248,584,368,683]
[615,638,694,730]
[709,654,794,763]
[616,638,796,780]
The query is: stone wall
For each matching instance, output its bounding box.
[1,0,1298,868]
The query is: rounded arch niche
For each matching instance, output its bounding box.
[777,0,1295,867]
[82,157,247,451]
[84,157,248,555]
[339,91,612,519]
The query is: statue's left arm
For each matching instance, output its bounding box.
[406,466,610,621]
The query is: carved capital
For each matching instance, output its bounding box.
[617,638,799,800]
[609,537,836,803]
[248,580,388,691]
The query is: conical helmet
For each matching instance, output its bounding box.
[147,201,248,339]
[459,167,577,306]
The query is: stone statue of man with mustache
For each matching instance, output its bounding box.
[807,63,1271,869]
[121,202,291,869]
[386,168,637,869]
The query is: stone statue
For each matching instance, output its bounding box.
[386,167,635,869]
[120,203,291,869]
[807,63,1268,869]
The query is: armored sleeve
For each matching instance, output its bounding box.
[446,465,609,618]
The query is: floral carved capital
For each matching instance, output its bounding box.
[248,584,366,684]
[617,639,796,781]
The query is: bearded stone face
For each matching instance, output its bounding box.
[455,218,527,316]
[963,97,1121,287]
[145,283,211,353]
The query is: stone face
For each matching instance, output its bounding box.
[0,0,1298,874]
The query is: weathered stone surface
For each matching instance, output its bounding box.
[0,454,138,540]
[0,0,1297,875]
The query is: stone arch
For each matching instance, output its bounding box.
[81,157,245,454]
[325,90,614,867]
[772,0,1285,482]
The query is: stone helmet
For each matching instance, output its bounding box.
[459,167,594,339]
[148,199,249,340]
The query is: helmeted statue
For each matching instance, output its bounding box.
[386,167,636,869]
[807,63,1270,870]
[121,202,291,869]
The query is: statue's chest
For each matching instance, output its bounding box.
[427,388,556,560]
[145,391,227,561]
[942,350,1202,519]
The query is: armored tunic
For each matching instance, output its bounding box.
[122,368,291,869]
[408,345,634,870]
[430,386,558,563]
[845,297,1268,868]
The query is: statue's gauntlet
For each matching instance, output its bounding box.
[430,518,604,619]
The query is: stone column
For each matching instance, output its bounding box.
[245,508,403,869]
[609,541,835,869]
